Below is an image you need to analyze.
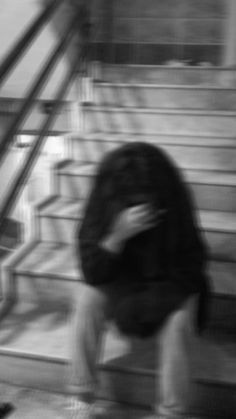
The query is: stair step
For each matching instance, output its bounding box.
[84,106,236,136]
[38,196,236,263]
[0,302,235,415]
[101,64,236,87]
[94,82,236,110]
[5,239,236,331]
[10,240,236,295]
[69,133,236,172]
[56,161,236,212]
[70,131,236,147]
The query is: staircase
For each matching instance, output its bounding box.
[0,64,236,418]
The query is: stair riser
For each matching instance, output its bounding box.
[94,85,236,110]
[0,354,67,394]
[192,183,236,212]
[39,215,236,262]
[14,274,77,304]
[203,230,236,262]
[70,138,236,172]
[58,172,236,212]
[208,295,236,332]
[100,371,236,416]
[58,173,92,200]
[39,216,78,244]
[101,65,236,87]
[99,369,155,409]
[84,108,236,136]
[209,261,236,296]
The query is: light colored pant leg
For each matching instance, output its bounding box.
[68,279,141,397]
[68,284,110,397]
[157,296,198,418]
[69,283,200,415]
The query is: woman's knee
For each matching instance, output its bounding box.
[160,296,196,345]
[73,283,108,317]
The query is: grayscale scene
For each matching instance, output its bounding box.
[0,1,235,418]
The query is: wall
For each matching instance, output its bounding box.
[91,0,227,65]
[0,0,75,99]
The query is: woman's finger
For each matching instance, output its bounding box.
[129,204,150,214]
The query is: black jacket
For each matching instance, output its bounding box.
[78,142,210,335]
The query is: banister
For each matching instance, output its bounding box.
[0,11,80,165]
[0,54,79,234]
[0,0,63,87]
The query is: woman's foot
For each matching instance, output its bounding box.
[68,398,123,419]
[68,398,93,419]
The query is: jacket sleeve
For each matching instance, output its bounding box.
[144,167,209,320]
[168,189,208,297]
[78,225,121,285]
[77,172,122,286]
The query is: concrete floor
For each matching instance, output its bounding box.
[0,383,68,419]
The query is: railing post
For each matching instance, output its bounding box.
[0,13,79,166]
[67,76,82,158]
[223,0,236,66]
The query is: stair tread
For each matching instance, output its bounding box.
[0,302,236,386]
[101,64,232,71]
[59,161,95,176]
[40,196,236,234]
[74,132,236,147]
[95,82,236,92]
[86,105,236,116]
[59,160,236,186]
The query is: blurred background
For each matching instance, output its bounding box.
[0,1,236,418]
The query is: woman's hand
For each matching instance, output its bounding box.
[100,204,161,254]
[113,204,157,241]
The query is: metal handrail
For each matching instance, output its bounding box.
[0,54,79,234]
[0,0,63,86]
[0,11,80,165]
[0,2,92,235]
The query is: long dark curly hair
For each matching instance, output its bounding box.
[87,141,194,233]
[78,142,209,331]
